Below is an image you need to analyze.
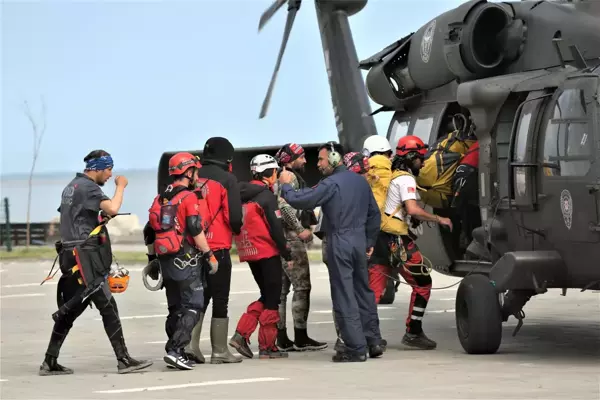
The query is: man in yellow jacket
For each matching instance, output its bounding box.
[361,135,396,304]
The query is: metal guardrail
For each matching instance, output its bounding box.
[0,222,60,247]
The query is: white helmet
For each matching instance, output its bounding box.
[362,135,392,155]
[250,154,279,174]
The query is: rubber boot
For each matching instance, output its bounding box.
[210,318,243,364]
[184,312,205,364]
[229,332,253,359]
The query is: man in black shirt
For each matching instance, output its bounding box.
[39,150,153,376]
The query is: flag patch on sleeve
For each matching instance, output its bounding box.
[408,187,416,193]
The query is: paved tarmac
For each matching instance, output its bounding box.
[1,259,598,400]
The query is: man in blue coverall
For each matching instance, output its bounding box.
[278,141,384,362]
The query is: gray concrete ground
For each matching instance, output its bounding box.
[0,259,598,400]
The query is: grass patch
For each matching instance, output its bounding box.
[0,247,148,264]
[0,246,324,264]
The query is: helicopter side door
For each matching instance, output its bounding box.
[536,76,600,245]
[387,104,455,272]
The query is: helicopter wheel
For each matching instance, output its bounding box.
[455,274,502,354]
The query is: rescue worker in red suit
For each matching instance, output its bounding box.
[184,137,244,364]
[451,141,481,247]
[228,154,293,359]
[381,136,453,350]
[146,152,219,370]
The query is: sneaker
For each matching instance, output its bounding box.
[259,347,289,359]
[333,338,344,353]
[228,332,254,359]
[401,331,437,350]
[276,329,295,352]
[293,336,328,351]
[163,351,194,370]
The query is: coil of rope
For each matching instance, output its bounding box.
[141,259,163,291]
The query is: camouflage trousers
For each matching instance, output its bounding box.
[278,238,312,330]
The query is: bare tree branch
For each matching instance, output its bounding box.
[23,97,47,249]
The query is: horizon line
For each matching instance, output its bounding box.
[1,167,157,179]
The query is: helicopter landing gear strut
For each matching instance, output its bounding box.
[500,290,533,337]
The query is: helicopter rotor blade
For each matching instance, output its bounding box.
[258,0,301,119]
[258,0,288,32]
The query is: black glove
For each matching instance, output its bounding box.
[147,259,160,281]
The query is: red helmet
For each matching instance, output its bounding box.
[396,135,428,157]
[343,152,370,174]
[168,152,201,176]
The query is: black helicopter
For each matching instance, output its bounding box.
[157,0,600,355]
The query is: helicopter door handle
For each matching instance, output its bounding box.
[590,224,600,233]
[586,184,599,194]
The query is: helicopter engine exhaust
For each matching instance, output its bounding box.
[364,0,525,109]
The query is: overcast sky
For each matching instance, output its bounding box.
[2,0,464,175]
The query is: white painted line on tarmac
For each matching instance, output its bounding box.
[2,281,57,288]
[96,314,166,321]
[310,317,395,325]
[427,309,455,314]
[93,377,289,394]
[0,293,45,299]
[145,338,209,344]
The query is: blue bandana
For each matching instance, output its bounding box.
[85,155,114,171]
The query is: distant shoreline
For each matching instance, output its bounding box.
[0,168,156,180]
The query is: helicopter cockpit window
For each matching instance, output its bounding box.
[389,118,410,149]
[412,116,435,144]
[541,88,592,177]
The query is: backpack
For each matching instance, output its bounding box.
[148,186,194,256]
[416,130,476,208]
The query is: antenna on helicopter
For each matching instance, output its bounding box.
[258,0,302,119]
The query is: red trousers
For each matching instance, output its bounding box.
[368,236,432,334]
[234,256,282,351]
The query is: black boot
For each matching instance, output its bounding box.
[229,332,254,359]
[293,328,328,351]
[332,351,367,363]
[276,328,295,352]
[368,344,384,358]
[113,336,154,374]
[40,326,72,376]
[39,355,73,376]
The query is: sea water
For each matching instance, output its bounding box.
[0,169,157,223]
